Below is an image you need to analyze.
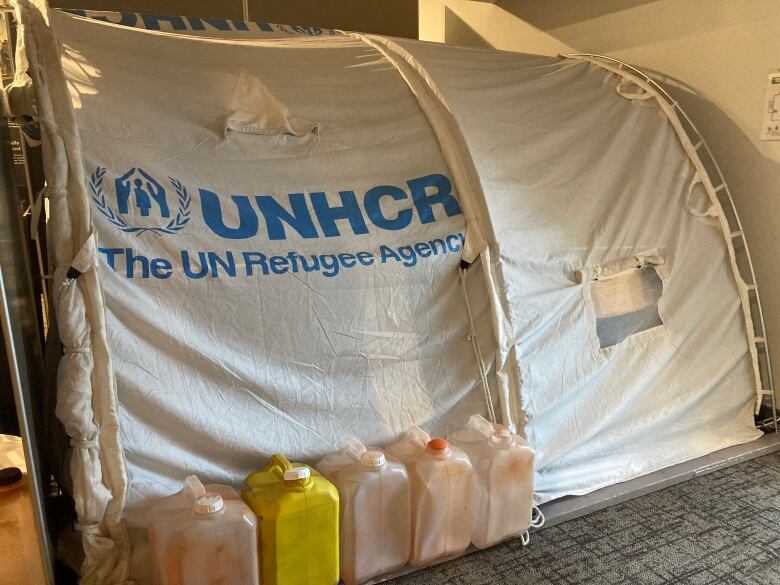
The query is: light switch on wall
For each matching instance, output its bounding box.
[761,71,780,141]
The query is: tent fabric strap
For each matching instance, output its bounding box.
[70,436,99,449]
[576,252,664,283]
[63,345,91,354]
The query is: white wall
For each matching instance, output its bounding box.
[419,0,574,54]
[420,0,780,404]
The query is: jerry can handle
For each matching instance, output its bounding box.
[184,475,206,501]
[467,414,495,438]
[268,453,293,479]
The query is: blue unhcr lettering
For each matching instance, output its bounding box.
[310,191,369,237]
[186,17,233,31]
[319,255,341,277]
[207,251,237,277]
[256,194,318,240]
[364,185,413,231]
[192,173,463,241]
[299,254,321,272]
[408,174,462,223]
[243,252,269,276]
[396,246,418,267]
[181,251,209,279]
[63,9,139,26]
[97,247,124,271]
[446,233,465,252]
[97,248,172,279]
[140,14,188,30]
[200,190,258,239]
[95,234,465,281]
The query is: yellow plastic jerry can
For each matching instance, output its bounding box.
[242,454,340,585]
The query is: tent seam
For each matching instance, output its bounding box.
[344,32,518,430]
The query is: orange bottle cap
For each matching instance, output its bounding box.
[427,438,449,450]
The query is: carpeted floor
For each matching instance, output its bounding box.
[389,452,780,585]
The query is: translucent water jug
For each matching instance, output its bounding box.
[148,475,259,585]
[242,453,339,585]
[386,427,473,565]
[450,414,535,548]
[317,440,411,585]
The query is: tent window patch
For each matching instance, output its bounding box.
[589,265,665,349]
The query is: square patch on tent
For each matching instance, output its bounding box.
[590,266,664,348]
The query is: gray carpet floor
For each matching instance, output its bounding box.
[389,452,780,585]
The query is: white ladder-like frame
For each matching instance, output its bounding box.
[567,53,777,433]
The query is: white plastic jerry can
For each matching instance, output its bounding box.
[386,427,473,566]
[148,475,259,585]
[450,414,535,549]
[317,440,411,585]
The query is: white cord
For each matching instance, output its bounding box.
[530,505,545,529]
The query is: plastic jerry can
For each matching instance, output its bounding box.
[242,454,339,585]
[147,475,259,585]
[386,427,473,565]
[317,440,411,585]
[450,414,535,548]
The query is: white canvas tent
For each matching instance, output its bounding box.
[10,1,773,583]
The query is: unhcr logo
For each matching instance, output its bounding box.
[90,165,462,240]
[89,167,192,235]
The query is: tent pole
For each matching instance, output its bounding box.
[0,266,54,583]
[459,263,497,424]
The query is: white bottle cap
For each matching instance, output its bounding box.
[490,428,513,446]
[193,493,224,515]
[283,467,311,481]
[360,450,386,468]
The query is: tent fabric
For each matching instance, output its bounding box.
[388,42,761,498]
[15,2,762,583]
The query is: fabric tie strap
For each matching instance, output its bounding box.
[70,437,99,449]
[63,346,91,355]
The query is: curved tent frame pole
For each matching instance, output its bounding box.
[566,53,777,433]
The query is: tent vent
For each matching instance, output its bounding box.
[589,265,664,349]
